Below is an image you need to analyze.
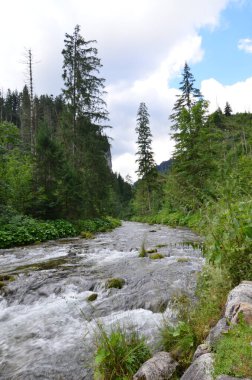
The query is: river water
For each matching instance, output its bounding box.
[0,221,203,379]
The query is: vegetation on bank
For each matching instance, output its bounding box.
[0,214,121,248]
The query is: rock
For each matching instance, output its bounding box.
[216,376,251,380]
[180,353,214,380]
[193,343,211,360]
[229,302,252,325]
[133,352,177,380]
[206,318,229,347]
[225,281,252,321]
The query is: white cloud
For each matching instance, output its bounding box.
[238,38,252,53]
[0,0,233,179]
[201,76,252,113]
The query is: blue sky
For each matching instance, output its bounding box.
[0,0,252,180]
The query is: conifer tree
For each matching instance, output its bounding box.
[224,101,232,116]
[171,62,202,129]
[135,102,156,178]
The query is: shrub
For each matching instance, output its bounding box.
[94,324,151,380]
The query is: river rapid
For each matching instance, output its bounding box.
[0,221,203,379]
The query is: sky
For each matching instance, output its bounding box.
[0,0,252,181]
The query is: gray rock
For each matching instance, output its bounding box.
[180,353,214,380]
[193,342,211,360]
[206,318,229,347]
[225,281,252,320]
[216,376,251,380]
[133,352,177,380]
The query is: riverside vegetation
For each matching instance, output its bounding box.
[94,64,252,378]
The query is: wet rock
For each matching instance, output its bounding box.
[133,352,177,380]
[180,353,214,380]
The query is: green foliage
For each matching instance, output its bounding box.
[94,324,151,380]
[80,231,94,239]
[213,318,252,378]
[105,278,125,289]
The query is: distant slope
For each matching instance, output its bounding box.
[156,159,172,173]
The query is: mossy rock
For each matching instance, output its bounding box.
[147,248,158,254]
[15,258,67,272]
[177,258,190,263]
[156,244,168,248]
[87,293,98,302]
[0,274,15,282]
[106,277,125,289]
[80,231,94,239]
[149,253,164,260]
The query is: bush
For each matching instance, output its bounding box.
[94,324,151,380]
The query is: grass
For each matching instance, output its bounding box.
[94,324,151,380]
[106,278,125,289]
[213,317,252,378]
[139,241,147,257]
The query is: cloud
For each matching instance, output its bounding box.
[238,38,252,53]
[201,76,252,113]
[0,0,233,180]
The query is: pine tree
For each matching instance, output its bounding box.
[62,24,108,158]
[170,62,202,129]
[224,101,232,116]
[135,102,156,178]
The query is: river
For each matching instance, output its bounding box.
[0,221,203,379]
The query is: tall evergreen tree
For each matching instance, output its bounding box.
[170,62,202,129]
[224,101,232,116]
[135,102,155,178]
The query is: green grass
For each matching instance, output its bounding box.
[94,324,151,380]
[213,318,252,378]
[139,241,147,257]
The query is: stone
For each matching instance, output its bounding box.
[180,353,214,380]
[206,318,229,347]
[193,343,211,360]
[133,352,177,380]
[229,302,252,325]
[225,281,252,321]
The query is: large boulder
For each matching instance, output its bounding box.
[180,353,214,380]
[133,352,177,380]
[225,281,252,321]
[206,318,229,347]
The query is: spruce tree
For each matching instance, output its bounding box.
[135,102,155,178]
[224,101,232,116]
[171,62,202,129]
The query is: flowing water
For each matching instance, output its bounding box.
[0,221,204,379]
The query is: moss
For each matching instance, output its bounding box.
[15,257,67,272]
[80,231,94,239]
[149,253,164,260]
[156,244,168,248]
[147,248,157,254]
[87,293,98,302]
[106,277,125,289]
[177,258,190,263]
[0,274,15,282]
